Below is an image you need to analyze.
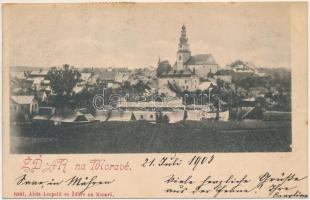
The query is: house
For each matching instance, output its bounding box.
[30,77,45,90]
[231,63,256,81]
[158,70,200,96]
[10,95,39,116]
[118,98,185,110]
[28,69,48,78]
[40,80,51,91]
[232,63,255,74]
[173,25,219,77]
[131,111,157,122]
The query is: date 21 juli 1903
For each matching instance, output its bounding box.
[141,155,215,171]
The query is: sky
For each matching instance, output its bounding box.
[4,3,292,69]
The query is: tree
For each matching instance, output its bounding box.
[46,64,81,108]
[207,71,214,78]
[230,60,246,68]
[156,60,172,77]
[133,80,151,95]
[75,88,95,114]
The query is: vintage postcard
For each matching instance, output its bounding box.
[2,2,308,198]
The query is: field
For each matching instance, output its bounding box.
[10,120,291,154]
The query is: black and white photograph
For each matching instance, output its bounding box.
[8,3,292,154]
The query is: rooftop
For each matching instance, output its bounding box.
[185,54,218,65]
[29,69,49,77]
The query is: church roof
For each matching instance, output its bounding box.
[185,54,218,65]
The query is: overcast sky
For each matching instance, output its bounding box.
[5,3,292,69]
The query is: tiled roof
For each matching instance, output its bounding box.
[29,69,48,76]
[185,54,218,65]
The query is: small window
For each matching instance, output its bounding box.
[140,115,143,119]
[179,55,182,60]
[185,80,187,84]
[150,115,153,119]
[186,86,189,89]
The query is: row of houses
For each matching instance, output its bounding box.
[10,67,99,122]
[9,65,159,123]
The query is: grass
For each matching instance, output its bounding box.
[10,120,291,154]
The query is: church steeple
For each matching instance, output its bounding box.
[176,25,191,70]
[178,25,189,51]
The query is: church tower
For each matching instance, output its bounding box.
[176,25,191,70]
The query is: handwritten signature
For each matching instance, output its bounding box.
[15,174,115,193]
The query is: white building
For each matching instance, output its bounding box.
[10,95,39,115]
[158,70,200,96]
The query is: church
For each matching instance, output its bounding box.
[157,25,219,96]
[174,25,219,77]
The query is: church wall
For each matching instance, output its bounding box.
[187,64,219,77]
